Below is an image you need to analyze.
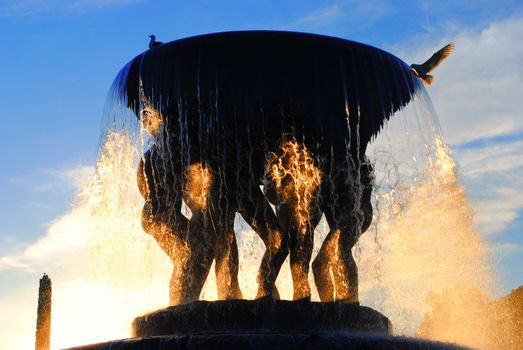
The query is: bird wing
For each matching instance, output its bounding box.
[421,43,454,73]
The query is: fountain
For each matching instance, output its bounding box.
[66,31,477,349]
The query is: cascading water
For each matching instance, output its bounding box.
[362,90,492,341]
[48,32,513,349]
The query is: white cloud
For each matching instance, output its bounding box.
[5,176,54,194]
[396,16,523,146]
[0,166,93,349]
[489,242,522,255]
[2,11,523,348]
[283,1,392,31]
[449,138,523,236]
[391,15,523,239]
[284,4,343,29]
[0,165,94,272]
[0,158,169,349]
[455,140,523,178]
[0,203,89,273]
[5,166,94,195]
[472,186,523,235]
[0,0,142,18]
[47,165,94,189]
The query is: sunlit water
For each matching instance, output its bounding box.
[46,86,504,349]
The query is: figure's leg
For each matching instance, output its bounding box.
[331,161,374,303]
[220,227,243,299]
[144,213,207,307]
[141,202,193,306]
[141,202,207,305]
[280,200,322,300]
[312,217,338,302]
[139,148,222,305]
[263,140,323,300]
[327,183,363,303]
[177,212,215,303]
[138,152,189,254]
[161,164,214,305]
[190,165,244,301]
[211,204,243,300]
[183,162,244,301]
[214,228,242,300]
[236,183,286,299]
[140,201,189,254]
[330,229,359,303]
[168,235,192,305]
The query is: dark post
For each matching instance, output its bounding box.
[35,274,52,350]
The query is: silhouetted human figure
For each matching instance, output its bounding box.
[202,158,286,300]
[263,139,323,300]
[137,98,285,303]
[139,146,287,303]
[137,96,246,304]
[312,158,374,303]
[138,145,217,305]
[265,146,374,303]
[123,31,421,305]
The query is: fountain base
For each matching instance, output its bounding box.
[66,300,468,349]
[68,299,470,350]
[70,332,468,350]
[133,299,391,337]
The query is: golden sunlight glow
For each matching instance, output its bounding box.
[46,96,517,349]
[184,163,213,210]
[139,93,164,136]
[269,140,322,232]
[415,287,522,349]
[433,136,456,179]
[48,130,172,349]
[358,134,493,346]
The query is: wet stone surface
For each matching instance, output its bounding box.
[132,299,391,337]
[69,332,469,350]
[67,300,470,349]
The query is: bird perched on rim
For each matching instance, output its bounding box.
[148,35,163,49]
[411,43,454,85]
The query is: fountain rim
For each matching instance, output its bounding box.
[110,29,423,149]
[142,30,405,62]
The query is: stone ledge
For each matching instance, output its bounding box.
[132,299,392,337]
[69,332,469,350]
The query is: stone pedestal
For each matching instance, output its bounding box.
[133,299,391,337]
[67,299,468,349]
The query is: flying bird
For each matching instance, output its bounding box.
[411,43,454,85]
[148,35,163,49]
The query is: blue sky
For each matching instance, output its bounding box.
[1,0,523,348]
